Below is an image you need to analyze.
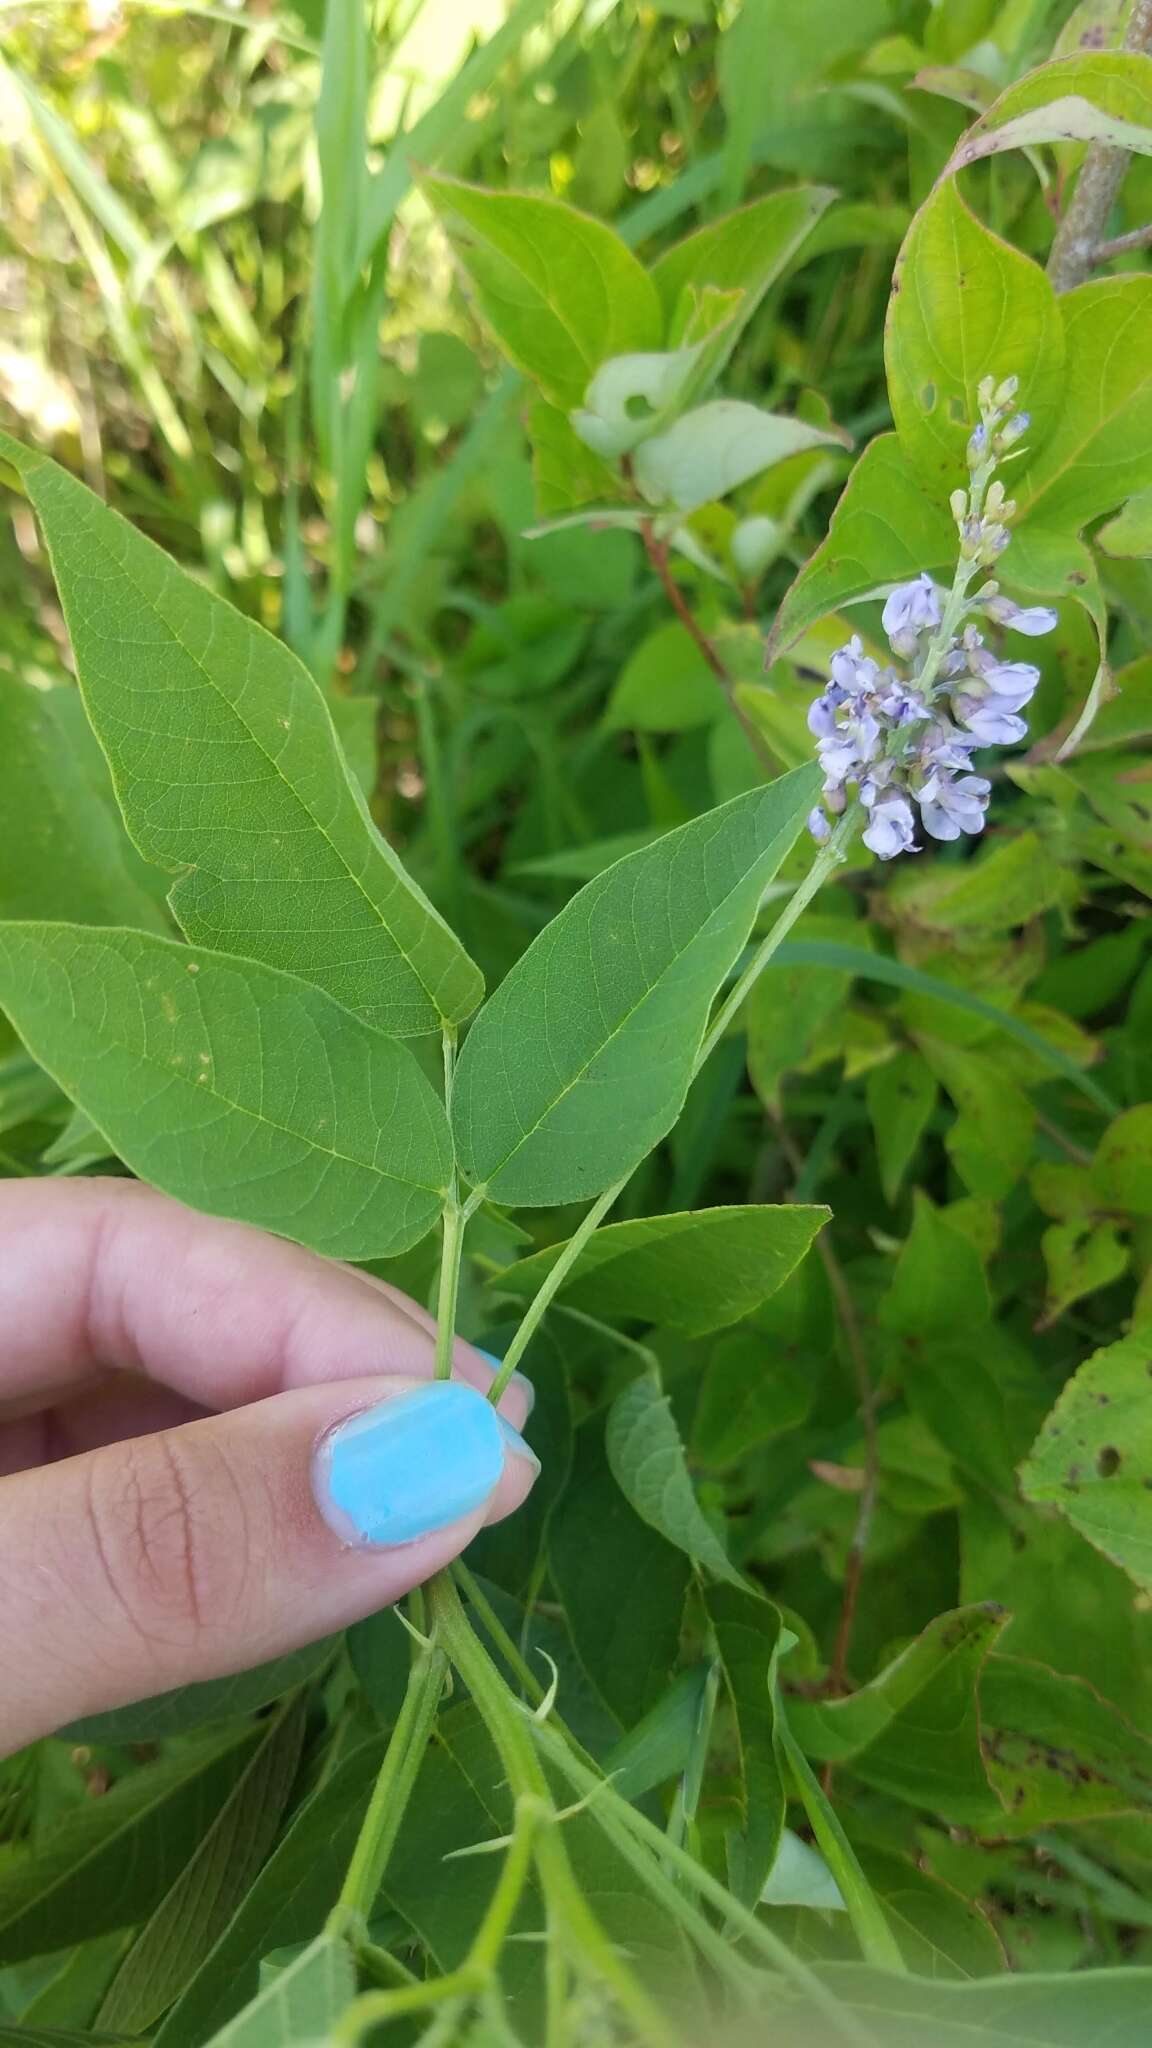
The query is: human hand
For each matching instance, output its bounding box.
[0,1179,537,1756]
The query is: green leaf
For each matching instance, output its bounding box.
[747,914,873,1105]
[1092,1104,1152,1214]
[601,1667,710,1802]
[775,937,1118,1114]
[787,1960,1152,2043]
[880,1193,991,1359]
[651,187,835,373]
[94,1698,308,2033]
[491,1204,826,1337]
[0,2031,132,2048]
[604,620,723,734]
[707,1588,786,1907]
[866,1053,938,1206]
[17,1933,135,2030]
[606,1372,749,1592]
[1002,521,1107,644]
[855,1849,1005,1978]
[0,676,165,932]
[1021,1329,1152,1590]
[1098,486,1152,559]
[62,1641,338,1745]
[760,1829,844,1910]
[420,174,661,411]
[528,395,623,517]
[1080,653,1152,748]
[786,1606,1005,1824]
[1038,1219,1129,1328]
[980,1653,1152,1828]
[946,49,1152,173]
[1019,280,1152,533]
[196,1935,353,2048]
[918,1040,1035,1200]
[452,767,819,1207]
[0,1729,256,1964]
[0,433,481,1037]
[886,180,1064,490]
[767,435,955,659]
[571,342,722,462]
[152,1741,384,2048]
[693,1329,814,1468]
[0,925,451,1260]
[549,1418,689,1728]
[633,402,845,516]
[962,1490,1152,1728]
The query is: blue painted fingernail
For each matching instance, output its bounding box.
[314,1382,532,1548]
[475,1348,536,1417]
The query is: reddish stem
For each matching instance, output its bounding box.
[638,519,776,775]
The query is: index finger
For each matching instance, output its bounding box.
[0,1179,526,1420]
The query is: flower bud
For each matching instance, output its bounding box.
[996,410,1030,450]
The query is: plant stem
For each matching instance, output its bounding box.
[697,807,858,1067]
[330,1607,446,1930]
[434,1027,464,1383]
[776,1707,905,1975]
[486,1177,627,1404]
[434,1200,466,1382]
[638,517,776,773]
[1047,0,1152,292]
[490,810,857,1407]
[530,1721,882,2048]
[1091,220,1152,265]
[429,1575,675,2048]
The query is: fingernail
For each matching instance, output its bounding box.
[315,1382,518,1548]
[475,1348,536,1417]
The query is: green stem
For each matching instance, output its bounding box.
[696,808,858,1068]
[529,1720,882,2048]
[434,1199,465,1383]
[489,809,858,1408]
[776,1706,906,1976]
[667,1656,720,1859]
[486,1177,626,1404]
[452,1563,587,1743]
[429,1576,675,2048]
[330,1609,446,1930]
[434,1028,464,1383]
[336,1795,542,2039]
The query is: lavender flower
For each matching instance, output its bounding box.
[983,594,1058,636]
[804,377,1056,859]
[881,573,942,658]
[862,794,917,859]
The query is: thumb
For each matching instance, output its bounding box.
[0,1376,537,1754]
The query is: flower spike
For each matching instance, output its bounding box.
[804,377,1056,859]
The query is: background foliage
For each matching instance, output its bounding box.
[3,0,1152,2041]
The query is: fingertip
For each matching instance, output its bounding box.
[311,1379,538,1551]
[465,1346,535,1428]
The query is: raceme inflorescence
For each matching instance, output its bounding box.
[805,375,1058,860]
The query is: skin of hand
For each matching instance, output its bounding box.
[0,1179,538,1757]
